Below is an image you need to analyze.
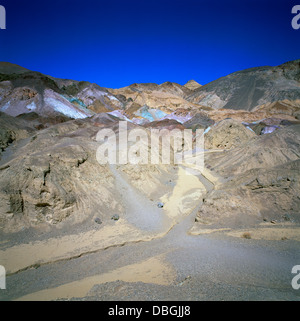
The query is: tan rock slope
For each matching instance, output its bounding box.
[204,118,256,149]
[192,124,300,232]
[0,114,175,233]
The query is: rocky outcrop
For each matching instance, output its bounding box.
[195,125,300,228]
[205,124,300,175]
[196,160,300,227]
[183,112,214,131]
[0,112,34,154]
[0,114,175,233]
[204,118,256,150]
[0,119,117,232]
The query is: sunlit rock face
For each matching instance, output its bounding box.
[0,62,122,119]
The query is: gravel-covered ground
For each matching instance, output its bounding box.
[1,207,300,301]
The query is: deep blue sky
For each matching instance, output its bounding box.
[0,0,299,88]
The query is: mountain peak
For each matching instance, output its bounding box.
[184,80,202,91]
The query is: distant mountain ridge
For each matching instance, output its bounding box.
[0,60,300,121]
[187,59,300,111]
